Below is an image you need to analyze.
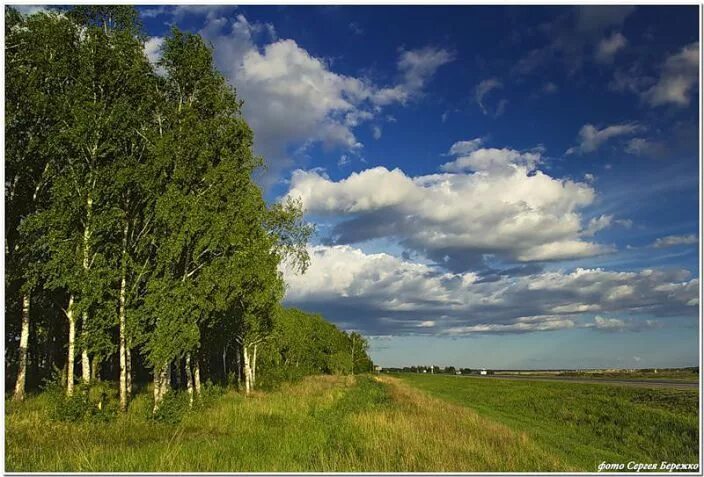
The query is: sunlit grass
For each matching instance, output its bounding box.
[8,373,696,472]
[397,373,699,471]
[6,374,566,472]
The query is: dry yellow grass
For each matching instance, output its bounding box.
[346,376,569,472]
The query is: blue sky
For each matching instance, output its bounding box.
[135,5,701,369]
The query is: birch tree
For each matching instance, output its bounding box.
[142,28,267,411]
[6,8,81,398]
[20,6,154,395]
[6,7,371,405]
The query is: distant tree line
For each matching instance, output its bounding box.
[5,6,372,413]
[382,366,493,375]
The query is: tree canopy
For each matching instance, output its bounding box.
[5,6,372,411]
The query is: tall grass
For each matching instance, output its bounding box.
[6,375,567,472]
[398,373,699,471]
[10,374,695,472]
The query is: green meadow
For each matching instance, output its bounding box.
[6,374,699,472]
[397,373,699,471]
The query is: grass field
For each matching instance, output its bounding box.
[5,374,699,472]
[553,369,700,381]
[397,373,699,471]
[493,369,699,382]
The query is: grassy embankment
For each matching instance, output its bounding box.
[398,373,699,471]
[7,374,564,472]
[6,373,698,472]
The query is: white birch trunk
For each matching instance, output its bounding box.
[152,371,161,414]
[251,344,257,389]
[193,357,201,398]
[118,283,127,410]
[80,195,93,385]
[243,345,252,395]
[153,361,170,414]
[66,296,76,397]
[126,341,132,395]
[185,354,194,407]
[13,293,30,401]
[118,220,128,411]
[160,361,171,398]
[81,316,90,384]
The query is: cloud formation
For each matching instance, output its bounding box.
[595,32,627,64]
[475,78,507,117]
[514,5,635,76]
[14,5,50,15]
[441,147,541,174]
[625,137,667,158]
[609,42,699,109]
[653,234,698,248]
[447,138,484,156]
[143,36,164,66]
[643,42,699,107]
[373,47,454,106]
[286,143,616,270]
[283,245,698,336]
[189,13,452,186]
[566,123,642,155]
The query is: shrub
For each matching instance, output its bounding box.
[195,382,226,409]
[151,391,190,424]
[50,387,95,421]
[42,373,118,422]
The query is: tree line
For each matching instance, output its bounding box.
[382,366,492,375]
[5,6,372,413]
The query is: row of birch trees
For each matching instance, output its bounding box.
[6,6,371,413]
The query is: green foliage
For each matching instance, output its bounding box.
[4,5,363,419]
[50,390,94,421]
[44,382,117,423]
[39,367,118,421]
[196,382,227,408]
[328,351,353,375]
[150,383,226,423]
[150,391,191,424]
[256,308,374,389]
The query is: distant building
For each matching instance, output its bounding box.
[480,369,488,376]
[374,365,382,373]
[455,370,462,375]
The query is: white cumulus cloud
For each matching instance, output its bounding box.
[447,138,484,156]
[441,147,541,174]
[197,14,452,186]
[282,245,698,336]
[286,143,614,269]
[143,36,164,67]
